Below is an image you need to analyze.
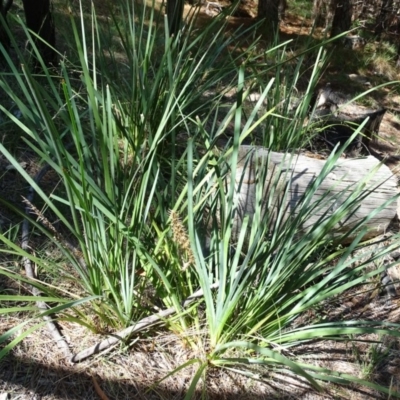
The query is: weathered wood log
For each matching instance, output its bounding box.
[227,146,398,243]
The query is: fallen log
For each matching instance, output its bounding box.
[226,146,398,243]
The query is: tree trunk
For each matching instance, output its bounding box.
[312,0,339,33]
[397,42,400,68]
[227,146,398,244]
[278,0,287,21]
[394,19,400,68]
[375,0,393,38]
[330,0,352,37]
[258,0,281,38]
[166,0,184,37]
[21,0,56,67]
[0,0,13,52]
[312,0,326,27]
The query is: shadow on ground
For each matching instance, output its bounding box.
[0,346,394,400]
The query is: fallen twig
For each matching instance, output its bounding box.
[71,277,227,363]
[21,164,73,359]
[91,375,110,400]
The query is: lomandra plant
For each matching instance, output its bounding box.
[171,85,400,397]
[0,0,269,340]
[0,0,400,397]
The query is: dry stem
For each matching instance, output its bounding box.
[71,276,229,362]
[21,164,73,359]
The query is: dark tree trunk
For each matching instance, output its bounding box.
[375,0,393,38]
[21,0,56,67]
[397,42,400,68]
[312,0,326,27]
[166,0,184,37]
[278,0,287,21]
[395,22,400,68]
[0,0,14,52]
[258,0,281,37]
[330,0,352,37]
[312,0,337,32]
[374,0,400,67]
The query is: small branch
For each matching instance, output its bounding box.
[71,277,229,363]
[21,164,72,359]
[91,375,110,400]
[205,2,223,11]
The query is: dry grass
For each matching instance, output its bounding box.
[3,292,400,399]
[3,225,400,399]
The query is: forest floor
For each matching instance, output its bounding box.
[1,1,400,399]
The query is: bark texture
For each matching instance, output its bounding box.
[166,0,184,37]
[258,0,281,37]
[331,0,352,37]
[375,0,394,38]
[0,0,13,51]
[22,0,56,66]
